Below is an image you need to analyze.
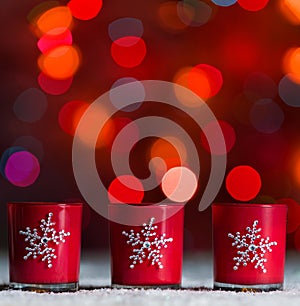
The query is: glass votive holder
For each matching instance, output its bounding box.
[7,202,82,292]
[212,203,287,292]
[109,203,184,288]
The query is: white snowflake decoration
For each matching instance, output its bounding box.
[122,217,173,269]
[228,220,277,273]
[19,212,70,268]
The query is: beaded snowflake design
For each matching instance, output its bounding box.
[19,212,70,268]
[228,220,277,273]
[122,217,173,269]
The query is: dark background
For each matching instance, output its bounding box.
[1,0,300,251]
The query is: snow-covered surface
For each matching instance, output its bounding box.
[0,251,300,306]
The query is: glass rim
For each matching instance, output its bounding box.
[108,202,185,208]
[212,202,287,209]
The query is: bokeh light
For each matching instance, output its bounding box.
[27,1,60,24]
[191,64,223,98]
[173,64,223,102]
[277,198,300,233]
[226,165,262,201]
[158,1,188,33]
[38,45,81,80]
[72,103,113,148]
[108,18,144,41]
[110,36,147,68]
[278,0,300,25]
[211,0,237,6]
[173,67,205,107]
[174,66,210,101]
[58,100,89,136]
[108,175,144,204]
[244,72,277,100]
[237,0,269,12]
[13,136,44,162]
[110,78,145,112]
[177,0,212,27]
[35,6,73,36]
[37,29,72,54]
[38,72,73,95]
[150,138,185,170]
[161,166,198,202]
[4,151,40,187]
[0,146,25,178]
[149,137,187,184]
[109,117,139,153]
[278,74,300,107]
[293,153,300,186]
[250,98,284,133]
[13,88,47,123]
[67,0,103,20]
[282,47,300,83]
[200,120,236,155]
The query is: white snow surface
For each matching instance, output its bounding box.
[0,251,300,306]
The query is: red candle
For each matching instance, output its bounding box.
[109,203,184,288]
[212,203,287,291]
[8,202,82,292]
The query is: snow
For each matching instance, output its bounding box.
[0,251,300,306]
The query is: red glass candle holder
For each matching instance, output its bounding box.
[212,203,287,292]
[7,202,82,292]
[109,203,184,288]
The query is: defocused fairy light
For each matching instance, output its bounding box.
[278,0,300,25]
[13,88,48,123]
[108,18,144,41]
[226,165,262,201]
[191,64,223,98]
[109,117,140,153]
[37,29,72,54]
[173,64,223,102]
[108,175,144,204]
[150,138,184,169]
[158,1,188,33]
[211,0,237,7]
[294,154,300,186]
[237,0,269,12]
[27,1,60,28]
[250,98,284,134]
[58,100,90,136]
[67,0,103,20]
[4,151,40,187]
[38,72,73,95]
[110,36,147,68]
[0,147,26,179]
[109,78,145,112]
[278,74,300,107]
[72,103,113,149]
[177,0,212,27]
[200,120,236,155]
[282,47,300,83]
[35,6,73,36]
[161,166,198,202]
[244,72,277,100]
[38,45,81,80]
